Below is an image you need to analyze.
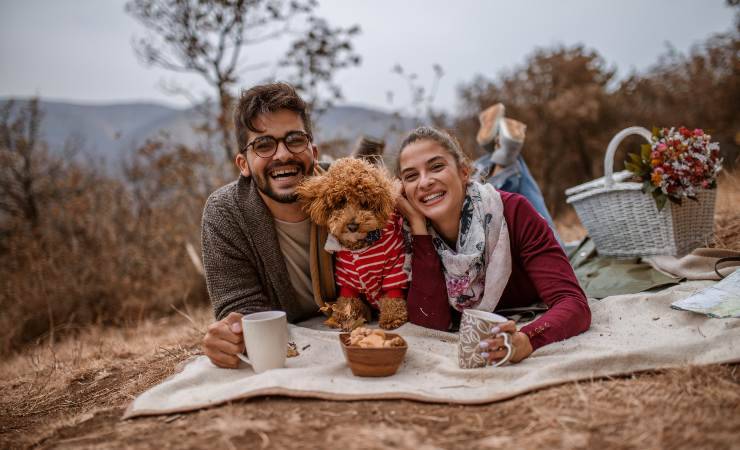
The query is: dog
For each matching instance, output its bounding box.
[296,157,409,331]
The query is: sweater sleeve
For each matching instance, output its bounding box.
[507,195,591,350]
[406,235,451,330]
[201,193,273,321]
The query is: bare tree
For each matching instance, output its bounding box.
[126,0,361,162]
[0,99,47,229]
[456,46,618,215]
[280,16,360,113]
[380,63,446,151]
[388,63,445,126]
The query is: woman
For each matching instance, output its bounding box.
[398,126,591,365]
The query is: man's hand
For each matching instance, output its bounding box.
[203,312,245,369]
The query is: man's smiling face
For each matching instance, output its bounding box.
[236,109,317,204]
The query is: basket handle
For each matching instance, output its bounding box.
[604,126,653,188]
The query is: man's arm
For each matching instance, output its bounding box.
[200,192,273,368]
[201,194,273,320]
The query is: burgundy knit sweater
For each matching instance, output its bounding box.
[406,191,591,351]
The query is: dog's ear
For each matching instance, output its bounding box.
[379,170,397,219]
[365,165,396,221]
[295,176,331,225]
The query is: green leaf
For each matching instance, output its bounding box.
[625,161,640,173]
[655,194,667,211]
[644,180,655,193]
[668,195,682,206]
[641,144,652,161]
[628,153,643,165]
[652,126,660,138]
[687,195,699,203]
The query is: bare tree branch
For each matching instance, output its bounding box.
[126,0,360,162]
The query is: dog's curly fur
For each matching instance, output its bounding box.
[297,158,395,250]
[296,158,408,330]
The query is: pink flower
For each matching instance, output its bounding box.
[693,129,704,136]
[447,277,470,298]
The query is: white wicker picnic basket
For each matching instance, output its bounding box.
[565,126,716,257]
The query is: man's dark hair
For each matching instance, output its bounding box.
[234,82,313,152]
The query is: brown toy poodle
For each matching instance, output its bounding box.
[296,158,409,331]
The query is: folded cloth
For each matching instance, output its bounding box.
[570,238,681,299]
[647,248,740,281]
[124,281,740,419]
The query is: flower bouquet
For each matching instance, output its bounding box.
[565,126,720,257]
[625,127,722,210]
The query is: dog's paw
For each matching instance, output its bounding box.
[342,317,367,332]
[378,296,408,330]
[323,315,341,329]
[333,296,371,332]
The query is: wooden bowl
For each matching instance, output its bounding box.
[339,333,408,377]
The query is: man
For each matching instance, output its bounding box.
[201,82,336,368]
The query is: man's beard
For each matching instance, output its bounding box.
[251,158,314,204]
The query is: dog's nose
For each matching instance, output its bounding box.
[347,223,359,232]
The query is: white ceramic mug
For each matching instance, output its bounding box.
[458,309,514,369]
[236,311,288,373]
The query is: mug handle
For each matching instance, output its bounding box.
[487,332,513,367]
[236,353,252,366]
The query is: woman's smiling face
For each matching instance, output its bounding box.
[398,139,469,226]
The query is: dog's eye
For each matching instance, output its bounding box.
[337,198,347,208]
[360,201,370,209]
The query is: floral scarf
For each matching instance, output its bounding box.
[430,182,511,312]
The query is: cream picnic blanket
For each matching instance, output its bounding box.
[124,282,740,419]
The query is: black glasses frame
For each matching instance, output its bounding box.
[242,130,312,158]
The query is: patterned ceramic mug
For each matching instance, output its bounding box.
[458,309,513,369]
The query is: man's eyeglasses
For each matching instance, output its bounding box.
[242,131,312,158]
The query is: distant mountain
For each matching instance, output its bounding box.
[0,98,416,165]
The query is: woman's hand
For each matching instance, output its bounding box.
[393,180,427,235]
[478,320,533,364]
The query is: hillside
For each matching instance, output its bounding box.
[0,98,416,165]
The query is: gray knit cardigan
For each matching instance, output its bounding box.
[201,175,336,323]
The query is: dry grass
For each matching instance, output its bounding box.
[0,307,210,447]
[713,171,740,250]
[0,139,214,355]
[1,307,738,449]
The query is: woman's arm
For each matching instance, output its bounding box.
[406,235,451,330]
[394,181,451,330]
[505,193,591,351]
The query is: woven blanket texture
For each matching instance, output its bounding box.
[125,281,740,419]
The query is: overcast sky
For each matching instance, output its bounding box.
[0,0,735,113]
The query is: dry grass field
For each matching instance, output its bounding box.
[1,174,738,450]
